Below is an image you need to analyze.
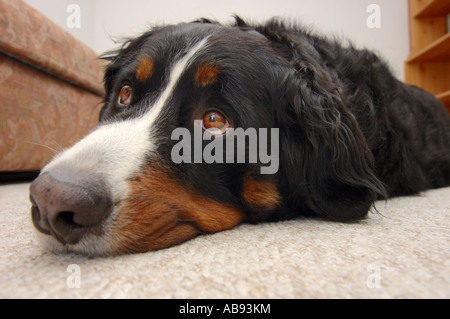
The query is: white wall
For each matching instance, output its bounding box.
[24,0,409,79]
[24,0,96,49]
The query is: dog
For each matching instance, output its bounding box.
[30,17,450,256]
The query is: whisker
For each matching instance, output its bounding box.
[52,141,65,152]
[27,141,63,154]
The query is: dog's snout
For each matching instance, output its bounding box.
[30,172,112,245]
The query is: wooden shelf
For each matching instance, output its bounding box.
[406,0,450,113]
[407,33,450,62]
[437,90,450,104]
[414,0,450,18]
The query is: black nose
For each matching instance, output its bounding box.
[30,172,112,245]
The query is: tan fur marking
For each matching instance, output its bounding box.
[110,165,243,254]
[242,178,281,211]
[194,63,219,87]
[136,57,155,82]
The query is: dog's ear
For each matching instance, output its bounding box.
[276,68,385,221]
[275,63,386,221]
[266,30,386,220]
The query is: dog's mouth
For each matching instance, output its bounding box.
[29,165,244,255]
[104,166,245,254]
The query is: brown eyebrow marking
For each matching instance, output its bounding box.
[194,63,219,87]
[136,57,155,82]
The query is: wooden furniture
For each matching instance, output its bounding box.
[405,0,450,112]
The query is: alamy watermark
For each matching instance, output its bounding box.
[65,4,380,30]
[171,120,279,174]
[66,4,81,29]
[367,4,381,29]
[66,264,81,288]
[366,264,382,289]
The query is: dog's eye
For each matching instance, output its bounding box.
[202,111,230,133]
[119,84,132,106]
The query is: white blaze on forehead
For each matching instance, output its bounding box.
[42,37,209,204]
[147,37,209,128]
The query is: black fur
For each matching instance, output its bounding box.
[101,17,450,224]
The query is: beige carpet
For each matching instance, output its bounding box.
[0,182,449,299]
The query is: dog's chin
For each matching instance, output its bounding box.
[33,229,114,257]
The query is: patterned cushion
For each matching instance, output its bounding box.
[0,0,105,172]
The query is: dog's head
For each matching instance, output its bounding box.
[30,19,384,255]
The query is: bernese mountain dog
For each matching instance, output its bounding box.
[30,18,450,256]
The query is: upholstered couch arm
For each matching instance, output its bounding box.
[0,0,106,173]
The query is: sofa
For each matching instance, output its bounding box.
[0,0,105,181]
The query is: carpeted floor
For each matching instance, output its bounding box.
[0,182,449,298]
